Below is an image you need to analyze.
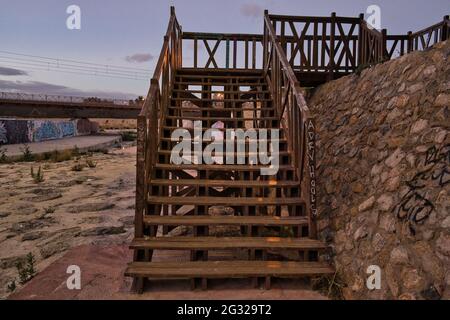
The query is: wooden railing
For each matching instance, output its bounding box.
[410,15,449,52]
[182,32,263,69]
[135,7,182,238]
[263,11,318,237]
[266,13,449,74]
[386,15,449,59]
[268,13,360,76]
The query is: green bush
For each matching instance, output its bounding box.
[30,166,44,183]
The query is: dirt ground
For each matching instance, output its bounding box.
[0,145,136,299]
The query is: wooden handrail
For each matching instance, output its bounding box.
[263,12,317,238]
[136,6,182,238]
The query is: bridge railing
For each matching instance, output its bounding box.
[263,11,318,238]
[135,6,182,239]
[0,92,140,107]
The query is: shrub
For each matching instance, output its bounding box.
[7,280,16,293]
[16,253,36,285]
[20,144,34,162]
[30,166,44,183]
[71,163,85,172]
[44,207,55,214]
[86,158,97,168]
[311,270,345,300]
[0,146,7,163]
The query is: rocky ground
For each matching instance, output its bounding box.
[0,144,136,299]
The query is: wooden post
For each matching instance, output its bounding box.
[226,39,230,69]
[407,31,413,53]
[329,12,336,80]
[135,115,146,239]
[442,15,449,41]
[381,28,387,61]
[357,13,364,67]
[263,10,269,70]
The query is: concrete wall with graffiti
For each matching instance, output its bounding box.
[309,41,449,300]
[0,119,99,145]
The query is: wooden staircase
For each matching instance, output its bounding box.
[126,7,333,293]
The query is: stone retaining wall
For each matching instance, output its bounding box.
[308,40,449,299]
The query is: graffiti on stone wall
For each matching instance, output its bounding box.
[33,121,61,142]
[32,120,77,142]
[0,122,7,144]
[394,144,450,235]
[0,119,82,145]
[60,121,76,137]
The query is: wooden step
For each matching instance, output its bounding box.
[154,163,294,171]
[168,106,276,112]
[143,215,308,227]
[157,150,290,157]
[125,261,334,279]
[171,97,271,103]
[172,89,270,95]
[147,196,305,206]
[175,74,263,80]
[178,68,263,75]
[130,237,327,250]
[160,137,287,143]
[175,81,266,86]
[162,126,285,132]
[165,115,278,121]
[150,179,299,187]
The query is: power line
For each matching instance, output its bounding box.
[0,50,153,73]
[0,55,150,76]
[0,57,149,79]
[0,63,149,81]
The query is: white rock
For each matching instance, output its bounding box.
[359,196,375,212]
[385,148,405,168]
[353,226,368,240]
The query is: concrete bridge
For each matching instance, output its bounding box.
[0,92,141,119]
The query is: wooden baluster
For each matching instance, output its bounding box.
[233,38,237,69]
[313,21,318,72]
[252,38,257,69]
[245,40,249,69]
[321,21,327,71]
[194,38,198,68]
[329,12,336,80]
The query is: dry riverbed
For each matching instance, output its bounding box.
[0,145,136,299]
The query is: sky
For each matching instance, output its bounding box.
[0,0,448,99]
